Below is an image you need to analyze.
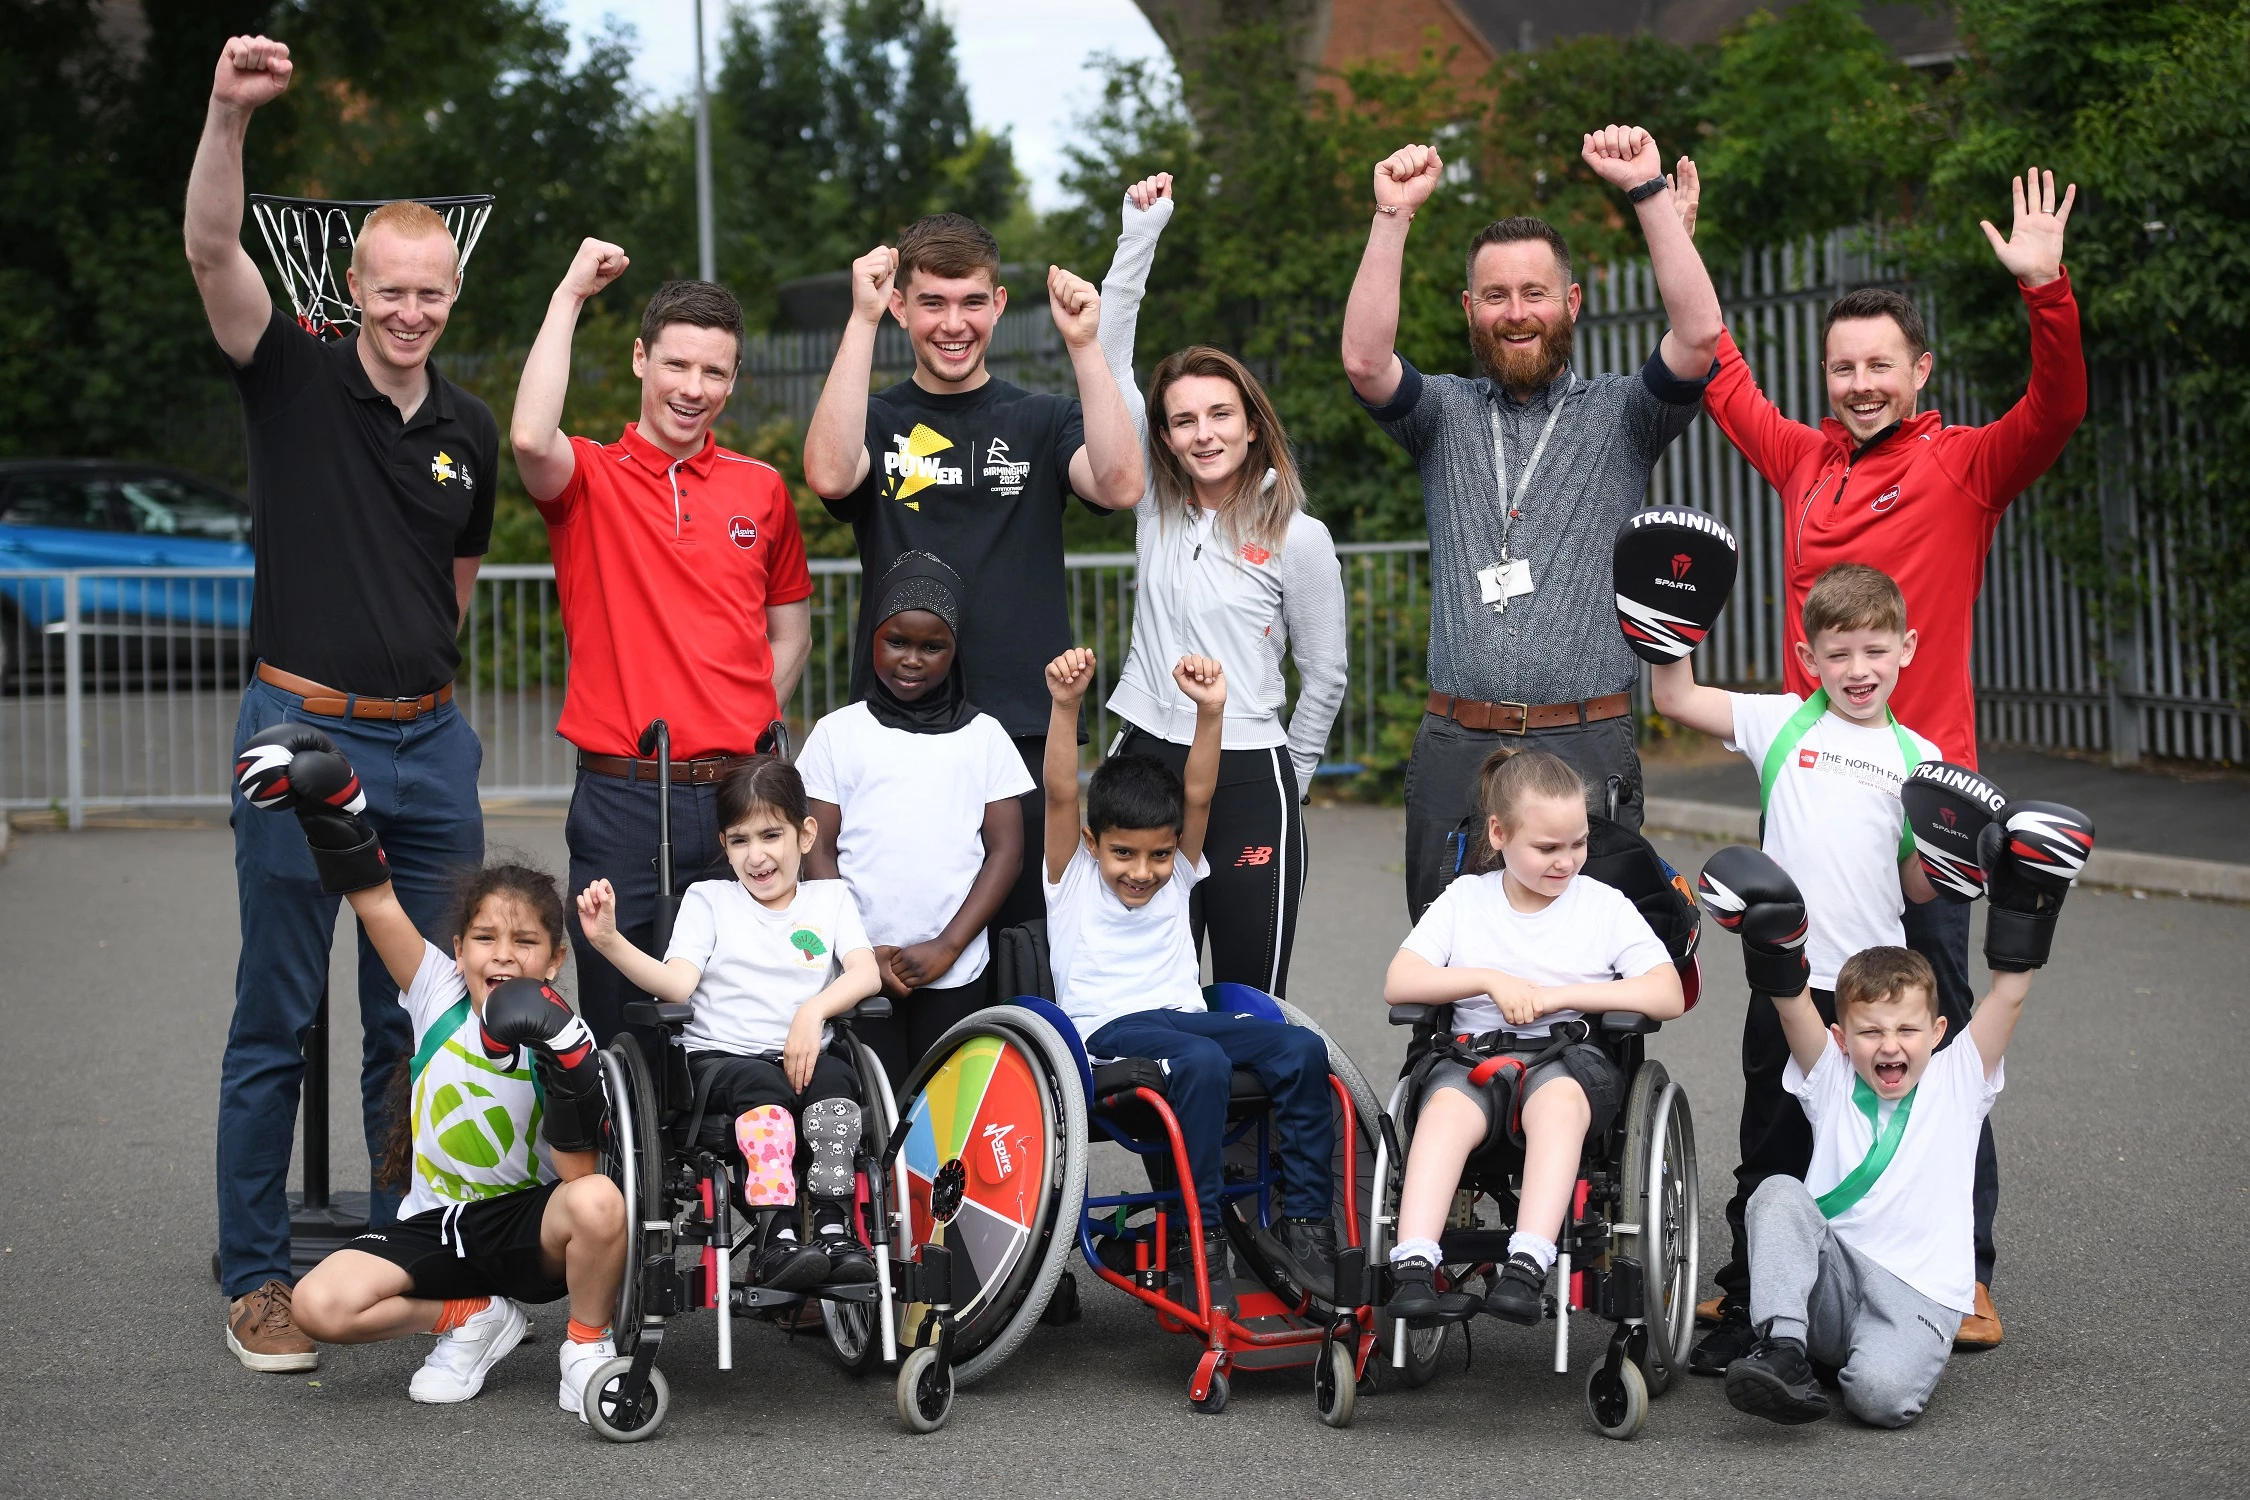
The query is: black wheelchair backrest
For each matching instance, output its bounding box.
[990,919,1056,1003]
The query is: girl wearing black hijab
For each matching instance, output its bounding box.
[800,553,1033,1086]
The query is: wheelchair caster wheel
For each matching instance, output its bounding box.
[1041,1269,1082,1324]
[1190,1370,1230,1415]
[584,1358,670,1443]
[1587,1355,1648,1440]
[1315,1339,1357,1428]
[897,1345,954,1433]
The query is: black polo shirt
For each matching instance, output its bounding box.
[230,306,497,697]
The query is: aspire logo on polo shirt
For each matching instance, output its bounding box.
[728,516,758,549]
[882,424,963,509]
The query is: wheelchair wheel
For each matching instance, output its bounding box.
[896,1345,954,1434]
[1315,1338,1358,1427]
[1618,1060,1699,1396]
[1390,1316,1449,1388]
[896,1006,1088,1389]
[584,1357,671,1443]
[1586,1354,1648,1440]
[824,1038,902,1377]
[598,1037,663,1355]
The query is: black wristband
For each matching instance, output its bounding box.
[1627,175,1670,204]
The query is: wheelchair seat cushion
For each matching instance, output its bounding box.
[1090,1061,1273,1135]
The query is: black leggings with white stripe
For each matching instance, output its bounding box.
[1117,725,1306,997]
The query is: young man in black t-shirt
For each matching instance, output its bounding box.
[805,213,1145,926]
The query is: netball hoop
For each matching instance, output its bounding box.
[248,193,495,341]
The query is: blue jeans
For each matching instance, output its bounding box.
[217,675,484,1297]
[1085,1008,1334,1224]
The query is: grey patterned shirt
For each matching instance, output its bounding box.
[1361,352,1709,705]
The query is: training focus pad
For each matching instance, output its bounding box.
[1696,844,1811,996]
[234,722,344,811]
[1976,800,2096,972]
[1613,507,1740,663]
[1901,762,2008,901]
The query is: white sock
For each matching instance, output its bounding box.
[1508,1231,1558,1272]
[1390,1237,1442,1268]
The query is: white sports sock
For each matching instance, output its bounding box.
[1507,1231,1558,1272]
[1390,1237,1442,1268]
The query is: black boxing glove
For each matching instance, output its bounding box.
[480,978,607,1153]
[281,741,390,894]
[1613,507,1739,664]
[1978,801,2096,972]
[1901,761,2009,902]
[1696,845,1812,997]
[235,721,339,811]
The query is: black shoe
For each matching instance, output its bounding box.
[1177,1228,1237,1319]
[1386,1255,1442,1321]
[1688,1299,1757,1376]
[1725,1336,1832,1424]
[817,1230,876,1286]
[753,1234,830,1292]
[1273,1216,1339,1300]
[1482,1252,1547,1325]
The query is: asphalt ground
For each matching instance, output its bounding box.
[2,806,2245,1498]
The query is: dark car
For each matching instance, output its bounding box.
[0,460,254,687]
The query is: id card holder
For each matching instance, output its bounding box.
[1480,559,1535,613]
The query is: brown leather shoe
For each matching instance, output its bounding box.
[227,1279,319,1372]
[1954,1282,2003,1349]
[1696,1294,1727,1327]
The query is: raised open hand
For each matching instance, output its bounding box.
[1582,124,1663,193]
[1672,156,1700,239]
[562,238,630,302]
[851,244,898,324]
[1980,166,2075,288]
[575,878,619,946]
[1374,144,1444,213]
[212,35,292,112]
[1048,264,1101,348]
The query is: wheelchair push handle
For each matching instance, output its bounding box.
[638,719,678,956]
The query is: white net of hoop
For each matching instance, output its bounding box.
[248,195,494,339]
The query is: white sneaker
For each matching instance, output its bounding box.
[558,1334,617,1421]
[407,1298,528,1404]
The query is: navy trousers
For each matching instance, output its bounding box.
[1085,1007,1333,1224]
[219,675,484,1298]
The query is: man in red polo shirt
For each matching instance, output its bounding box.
[512,238,812,1044]
[1683,166,2085,1361]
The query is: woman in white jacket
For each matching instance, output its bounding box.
[1098,174,1349,997]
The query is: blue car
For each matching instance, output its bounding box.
[0,460,254,687]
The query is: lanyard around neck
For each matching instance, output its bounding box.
[1816,1073,1915,1219]
[1488,376,1573,558]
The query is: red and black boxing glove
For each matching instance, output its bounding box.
[235,722,335,811]
[480,978,607,1153]
[237,723,389,893]
[1696,845,1812,997]
[1978,801,2096,972]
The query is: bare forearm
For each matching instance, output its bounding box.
[1043,698,1083,878]
[804,319,879,498]
[1650,659,1733,739]
[588,932,700,1003]
[1070,341,1145,508]
[1772,989,1831,1073]
[1539,966,1685,1020]
[767,600,811,706]
[344,881,427,992]
[184,103,251,269]
[812,949,884,1016]
[1341,215,1413,399]
[510,291,584,498]
[939,807,1022,952]
[1643,188,1722,376]
[1385,952,1504,1006]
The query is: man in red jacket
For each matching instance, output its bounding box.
[1685,167,2085,1366]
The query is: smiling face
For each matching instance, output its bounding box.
[633,322,739,456]
[1796,624,1918,725]
[453,893,565,1004]
[723,802,818,908]
[1084,822,1179,909]
[894,267,1004,390]
[1463,239,1581,397]
[1824,316,1935,444]
[346,226,459,376]
[873,608,955,700]
[1832,987,1945,1100]
[1491,791,1589,909]
[1160,372,1257,504]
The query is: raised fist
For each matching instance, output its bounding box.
[1047,265,1100,349]
[1172,654,1227,712]
[1374,144,1443,213]
[1582,125,1663,193]
[1046,647,1096,707]
[561,238,630,303]
[851,245,898,324]
[212,35,292,113]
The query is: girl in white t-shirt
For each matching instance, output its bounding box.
[1382,748,1686,1327]
[800,552,1033,1085]
[580,756,881,1293]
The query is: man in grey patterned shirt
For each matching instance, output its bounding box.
[1343,125,1723,920]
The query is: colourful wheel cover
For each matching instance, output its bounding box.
[902,1033,1052,1332]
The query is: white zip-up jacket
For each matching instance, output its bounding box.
[1094,191,1349,789]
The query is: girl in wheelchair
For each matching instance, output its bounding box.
[1383,748,1685,1324]
[578,757,883,1292]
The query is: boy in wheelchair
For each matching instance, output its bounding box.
[1042,648,1340,1313]
[578,757,884,1290]
[1383,748,1686,1324]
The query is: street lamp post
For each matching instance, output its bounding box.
[694,0,715,283]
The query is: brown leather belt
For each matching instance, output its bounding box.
[257,663,453,721]
[1425,690,1633,735]
[577,751,757,784]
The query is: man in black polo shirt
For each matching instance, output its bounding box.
[803,213,1144,926]
[186,36,497,1372]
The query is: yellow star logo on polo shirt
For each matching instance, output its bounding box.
[430,451,457,486]
[883,424,961,510]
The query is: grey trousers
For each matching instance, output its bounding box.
[1747,1176,1963,1428]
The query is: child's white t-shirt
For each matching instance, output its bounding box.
[1045,843,1208,1041]
[1726,692,1943,990]
[1399,870,1671,1038]
[798,702,1034,991]
[665,877,872,1056]
[1785,1034,2003,1314]
[397,941,552,1221]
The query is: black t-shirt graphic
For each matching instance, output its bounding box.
[826,378,1086,737]
[231,307,498,697]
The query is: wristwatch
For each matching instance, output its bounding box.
[1627,176,1670,204]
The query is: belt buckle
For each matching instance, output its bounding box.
[1495,700,1530,736]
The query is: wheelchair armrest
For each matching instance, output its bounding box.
[1601,1011,1661,1037]
[623,1000,695,1030]
[1388,1003,1437,1027]
[847,994,893,1021]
